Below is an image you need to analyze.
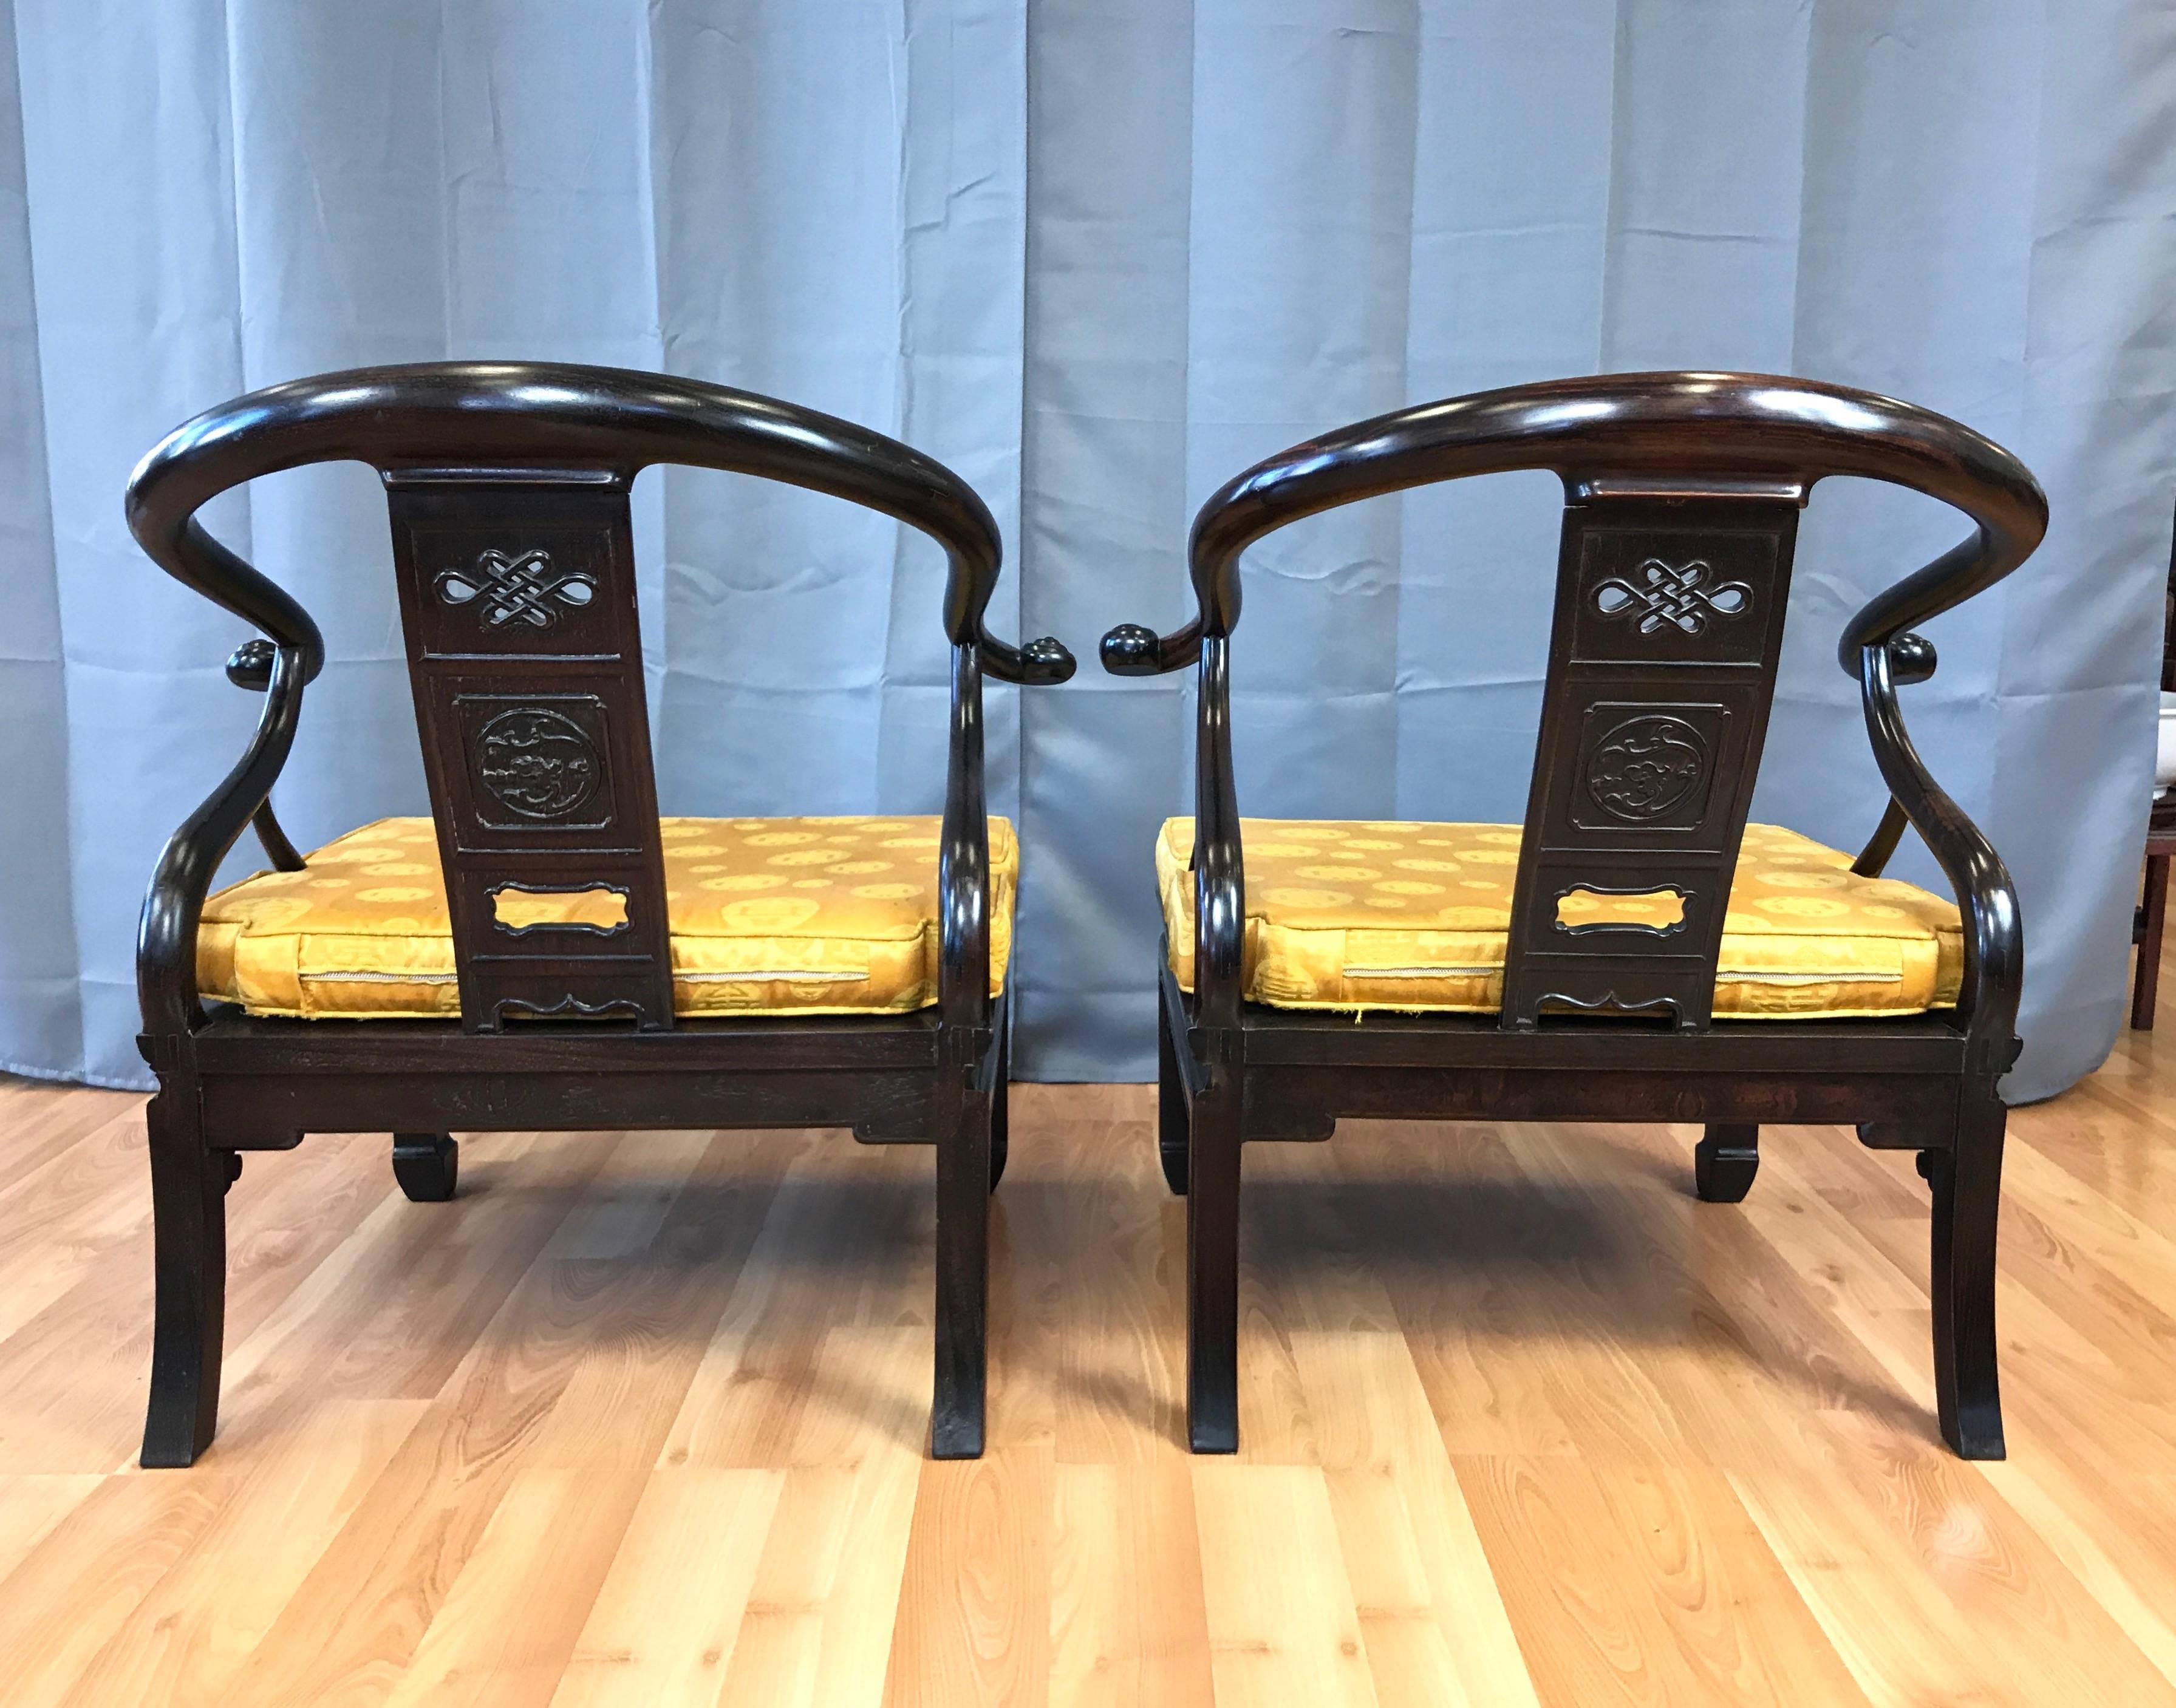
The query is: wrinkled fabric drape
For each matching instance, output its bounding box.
[1,0,1028,1087]
[2,2,2168,1101]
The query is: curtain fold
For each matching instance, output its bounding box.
[3,1,2167,1101]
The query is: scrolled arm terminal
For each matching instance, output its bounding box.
[1099,619,1201,678]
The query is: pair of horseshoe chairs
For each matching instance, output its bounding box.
[128,364,2042,1469]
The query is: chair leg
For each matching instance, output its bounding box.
[2134,851,2169,1030]
[1925,1097,2007,1459]
[1158,982,1191,1197]
[392,1132,459,1202]
[988,1012,1009,1194]
[1694,1123,1759,1202]
[1186,1080,1241,1453]
[931,1075,991,1459]
[141,1093,230,1468]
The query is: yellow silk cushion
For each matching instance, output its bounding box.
[198,815,1016,1019]
[1157,818,1963,1019]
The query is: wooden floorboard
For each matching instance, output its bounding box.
[4,979,2176,1704]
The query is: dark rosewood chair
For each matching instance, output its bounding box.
[1102,372,2045,1460]
[126,362,1073,1466]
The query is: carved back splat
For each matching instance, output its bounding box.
[387,471,672,1032]
[1499,487,1803,1030]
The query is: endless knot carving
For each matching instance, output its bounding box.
[435,549,596,630]
[1584,715,1710,822]
[476,707,602,822]
[1593,558,1750,637]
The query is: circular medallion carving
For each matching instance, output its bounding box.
[477,708,601,821]
[1584,715,1709,822]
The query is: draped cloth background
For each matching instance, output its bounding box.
[1,1,2169,1100]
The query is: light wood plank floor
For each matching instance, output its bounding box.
[3,1002,2174,1704]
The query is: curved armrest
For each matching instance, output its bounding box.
[1118,372,2047,655]
[138,644,310,1039]
[1850,633,1937,877]
[936,643,996,1046]
[1097,622,1241,1027]
[129,362,1077,696]
[1856,641,2021,1053]
[1189,637,1247,1033]
[1826,475,2039,1061]
[224,639,309,871]
[932,621,1075,1057]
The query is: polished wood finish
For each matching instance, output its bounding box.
[5,1027,2176,1703]
[123,362,1075,1466]
[2137,802,2176,1031]
[2132,516,2176,1030]
[2141,822,2176,1027]
[1103,372,2047,1458]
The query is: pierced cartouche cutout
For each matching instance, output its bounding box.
[434,547,597,629]
[489,883,629,936]
[1592,557,1751,636]
[1554,884,1687,935]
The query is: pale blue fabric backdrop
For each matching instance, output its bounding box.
[1,1,2169,1101]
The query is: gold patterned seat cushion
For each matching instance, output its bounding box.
[1157,818,1963,1019]
[198,815,1016,1019]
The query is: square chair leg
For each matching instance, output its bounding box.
[930,1073,993,1459]
[1694,1123,1760,1202]
[1927,1097,2007,1459]
[2135,850,2169,1030]
[392,1132,459,1201]
[1185,1078,1241,1454]
[140,1092,230,1468]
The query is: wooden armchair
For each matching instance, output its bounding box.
[1102,372,2045,1460]
[126,362,1074,1466]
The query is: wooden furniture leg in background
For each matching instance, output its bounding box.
[2135,835,2172,1030]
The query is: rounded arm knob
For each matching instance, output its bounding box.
[225,638,278,690]
[1017,635,1077,685]
[1100,622,1166,676]
[1890,631,1937,686]
[977,631,1076,686]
